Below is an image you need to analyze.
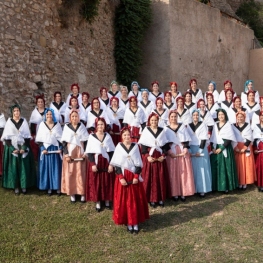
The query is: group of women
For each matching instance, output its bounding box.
[1,79,263,234]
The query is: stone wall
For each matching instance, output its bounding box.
[138,0,254,94]
[249,49,263,94]
[0,0,116,119]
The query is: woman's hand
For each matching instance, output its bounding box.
[215,148,222,154]
[120,178,127,186]
[254,150,259,154]
[92,165,98,172]
[66,156,72,163]
[147,156,155,163]
[42,150,48,155]
[13,149,19,154]
[20,149,25,154]
[108,165,113,173]
[158,156,165,162]
[132,178,138,184]
[183,148,188,155]
[240,148,246,153]
[195,152,200,157]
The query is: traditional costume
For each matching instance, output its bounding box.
[87,109,110,134]
[148,92,164,103]
[204,90,219,103]
[152,108,169,128]
[227,106,250,124]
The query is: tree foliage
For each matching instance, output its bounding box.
[114,0,152,87]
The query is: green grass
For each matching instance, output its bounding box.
[1,181,263,263]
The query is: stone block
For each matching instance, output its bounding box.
[39,36,46,47]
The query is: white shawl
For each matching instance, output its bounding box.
[200,110,215,126]
[123,107,147,127]
[253,124,263,147]
[0,114,6,128]
[177,109,192,125]
[106,107,125,128]
[66,93,82,106]
[138,100,155,119]
[204,90,219,103]
[152,109,169,128]
[227,107,250,124]
[128,91,142,101]
[206,103,220,119]
[148,92,164,102]
[87,110,110,129]
[49,102,67,123]
[186,122,209,147]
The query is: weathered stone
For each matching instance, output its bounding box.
[39,35,46,47]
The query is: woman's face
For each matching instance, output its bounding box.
[165,93,172,103]
[247,93,255,103]
[70,112,79,124]
[185,94,192,103]
[122,130,131,143]
[101,89,107,97]
[260,114,263,123]
[247,82,253,90]
[130,98,137,108]
[132,84,138,92]
[46,111,53,122]
[72,86,78,95]
[13,107,20,119]
[169,112,177,124]
[199,101,205,110]
[111,99,118,108]
[82,95,89,103]
[96,120,105,132]
[236,113,245,124]
[207,96,213,104]
[37,98,44,108]
[234,98,241,109]
[170,84,177,92]
[55,93,61,103]
[208,83,214,92]
[93,99,100,110]
[226,91,233,101]
[224,82,231,90]
[150,115,158,128]
[142,91,148,100]
[191,81,197,90]
[156,100,163,109]
[177,99,184,107]
[218,112,225,122]
[71,98,78,108]
[152,84,159,93]
[111,84,118,92]
[121,88,128,96]
[192,112,199,122]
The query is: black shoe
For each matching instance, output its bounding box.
[96,208,101,212]
[158,202,164,207]
[71,200,76,204]
[15,192,20,196]
[80,200,86,203]
[127,227,133,234]
[105,205,111,210]
[133,229,139,234]
[180,197,186,202]
[199,194,205,198]
[150,202,156,208]
[172,197,179,202]
[57,192,61,196]
[22,190,27,195]
[242,187,247,191]
[47,192,52,196]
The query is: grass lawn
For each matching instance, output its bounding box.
[0,180,263,263]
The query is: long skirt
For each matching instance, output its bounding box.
[141,149,171,202]
[210,144,238,191]
[166,145,195,196]
[110,124,121,146]
[61,143,86,195]
[234,143,256,185]
[0,141,4,176]
[128,125,140,143]
[2,145,36,189]
[38,145,62,190]
[190,145,212,193]
[113,170,149,225]
[86,154,114,202]
[254,141,263,187]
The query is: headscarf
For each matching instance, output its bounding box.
[131,81,140,90]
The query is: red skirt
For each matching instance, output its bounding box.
[128,126,140,143]
[142,149,171,202]
[255,141,263,187]
[0,141,3,175]
[113,170,149,225]
[110,123,121,146]
[86,154,115,202]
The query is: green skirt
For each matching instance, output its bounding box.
[2,145,36,189]
[210,144,238,191]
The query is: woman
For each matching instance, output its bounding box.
[108,81,121,99]
[218,80,237,103]
[66,83,82,106]
[87,98,111,134]
[85,117,115,212]
[119,85,130,110]
[253,111,263,191]
[49,91,67,126]
[138,89,155,119]
[138,113,170,207]
[252,97,263,130]
[197,99,214,135]
[187,110,212,197]
[176,97,192,125]
[184,91,197,112]
[64,96,86,124]
[29,94,47,160]
[165,110,195,201]
[107,97,125,145]
[152,98,169,128]
[163,91,176,111]
[232,112,256,190]
[111,127,149,234]
[220,88,234,112]
[170,82,182,106]
[61,110,89,203]
[206,93,220,121]
[227,97,249,124]
[241,80,259,105]
[210,109,238,192]
[187,79,203,103]
[0,113,6,176]
[123,96,147,142]
[79,92,91,124]
[204,81,219,103]
[128,81,142,101]
[1,104,36,194]
[148,81,164,102]
[35,109,63,195]
[99,87,110,110]
[243,90,260,122]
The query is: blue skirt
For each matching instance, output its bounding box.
[190,145,212,193]
[38,145,62,190]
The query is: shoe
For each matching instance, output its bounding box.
[57,192,61,196]
[71,200,76,204]
[47,191,52,196]
[105,205,111,210]
[80,195,86,203]
[199,194,205,198]
[96,207,101,212]
[133,229,139,234]
[158,202,164,207]
[180,197,186,202]
[127,227,133,234]
[242,187,247,191]
[14,189,20,195]
[150,202,156,208]
[172,197,179,202]
[22,190,27,195]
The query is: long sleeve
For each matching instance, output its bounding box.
[244,139,251,147]
[62,141,69,155]
[141,144,148,155]
[199,140,206,149]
